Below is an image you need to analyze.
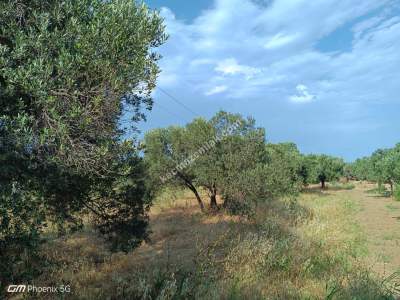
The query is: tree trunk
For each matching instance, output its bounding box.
[321,179,325,189]
[210,193,217,209]
[209,181,218,210]
[176,171,205,212]
[390,181,394,196]
[191,187,205,211]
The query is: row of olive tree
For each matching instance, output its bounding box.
[299,154,345,189]
[144,111,346,214]
[350,144,400,195]
[0,0,166,291]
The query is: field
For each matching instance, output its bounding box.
[25,181,400,299]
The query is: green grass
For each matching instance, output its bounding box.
[378,253,393,263]
[386,204,400,212]
[383,233,399,241]
[329,181,356,190]
[366,185,391,197]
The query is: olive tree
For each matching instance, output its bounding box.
[0,0,166,289]
[352,157,374,181]
[306,154,345,189]
[145,111,302,214]
[265,142,303,194]
[194,112,266,209]
[144,111,264,211]
[144,125,206,211]
[370,145,400,195]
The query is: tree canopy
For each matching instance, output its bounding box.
[352,144,400,195]
[0,0,166,290]
[301,154,345,189]
[145,111,302,214]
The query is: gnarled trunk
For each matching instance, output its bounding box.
[209,181,218,210]
[177,171,205,212]
[189,185,205,212]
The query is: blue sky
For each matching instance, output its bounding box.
[139,0,400,161]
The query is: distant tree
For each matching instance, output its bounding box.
[343,163,354,182]
[371,145,400,195]
[307,155,345,189]
[352,157,374,181]
[219,140,303,215]
[195,111,266,210]
[298,154,318,187]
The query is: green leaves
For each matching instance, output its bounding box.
[302,154,345,187]
[145,111,301,214]
[353,144,400,193]
[1,0,166,172]
[0,0,165,291]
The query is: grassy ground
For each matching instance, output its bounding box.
[19,183,400,299]
[350,182,400,276]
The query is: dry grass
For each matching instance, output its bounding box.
[29,190,246,299]
[21,184,400,299]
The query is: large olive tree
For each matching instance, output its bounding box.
[0,0,166,289]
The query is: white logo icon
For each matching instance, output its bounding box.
[7,285,27,293]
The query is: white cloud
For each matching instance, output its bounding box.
[215,58,261,79]
[205,85,228,96]
[289,84,315,103]
[157,0,396,102]
[155,0,399,118]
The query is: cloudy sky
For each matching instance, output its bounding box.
[140,0,400,161]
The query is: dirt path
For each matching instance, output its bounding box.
[347,182,400,276]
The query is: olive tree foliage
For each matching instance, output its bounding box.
[145,111,302,215]
[196,112,266,211]
[352,157,374,181]
[144,125,207,211]
[351,144,400,196]
[144,111,264,211]
[365,145,400,195]
[343,163,355,182]
[298,155,313,187]
[223,142,303,215]
[303,154,345,189]
[0,0,166,289]
[264,142,303,195]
